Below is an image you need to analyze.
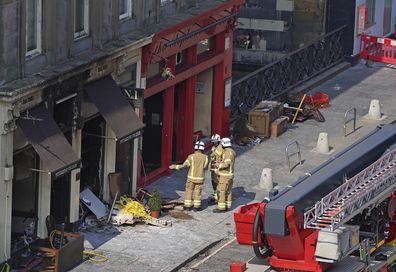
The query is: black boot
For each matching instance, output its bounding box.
[208,197,216,205]
[184,206,193,211]
[193,207,202,212]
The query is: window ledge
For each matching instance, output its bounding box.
[74,33,89,41]
[25,50,42,60]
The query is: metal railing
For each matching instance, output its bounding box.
[344,108,356,137]
[304,148,396,231]
[285,141,302,173]
[231,25,347,119]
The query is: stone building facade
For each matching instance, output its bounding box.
[0,0,242,264]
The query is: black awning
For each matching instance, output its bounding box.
[17,105,80,178]
[85,76,144,143]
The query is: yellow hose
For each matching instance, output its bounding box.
[48,230,108,263]
[83,250,108,263]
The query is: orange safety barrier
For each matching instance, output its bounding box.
[360,34,396,65]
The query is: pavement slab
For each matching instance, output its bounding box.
[72,61,396,271]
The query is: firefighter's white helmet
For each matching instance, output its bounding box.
[211,134,221,143]
[220,137,232,148]
[194,141,205,151]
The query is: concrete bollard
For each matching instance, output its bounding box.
[316,132,330,154]
[259,168,273,190]
[368,99,381,120]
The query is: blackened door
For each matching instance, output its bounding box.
[142,92,163,174]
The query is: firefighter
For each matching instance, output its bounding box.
[213,137,235,213]
[208,134,224,205]
[169,141,208,211]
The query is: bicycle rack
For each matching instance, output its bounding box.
[285,141,302,173]
[344,108,357,137]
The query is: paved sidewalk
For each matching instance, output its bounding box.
[73,61,396,272]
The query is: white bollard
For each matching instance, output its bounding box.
[258,168,273,190]
[316,132,330,154]
[368,99,381,120]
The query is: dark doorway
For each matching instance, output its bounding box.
[11,147,39,255]
[115,139,134,194]
[81,116,105,196]
[142,92,163,174]
[51,174,71,223]
[326,0,356,56]
[172,84,182,163]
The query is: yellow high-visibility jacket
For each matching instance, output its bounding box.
[218,148,236,178]
[175,151,208,183]
[209,144,224,171]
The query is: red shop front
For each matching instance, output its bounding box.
[138,0,244,187]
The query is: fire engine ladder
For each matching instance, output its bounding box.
[304,147,396,231]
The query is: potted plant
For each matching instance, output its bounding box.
[148,188,162,218]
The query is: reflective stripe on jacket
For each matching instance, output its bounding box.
[176,151,208,182]
[218,148,236,177]
[209,144,224,171]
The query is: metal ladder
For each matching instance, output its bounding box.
[304,148,396,231]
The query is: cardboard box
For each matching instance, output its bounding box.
[271,116,288,138]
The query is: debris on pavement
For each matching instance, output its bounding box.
[168,210,194,220]
[112,196,172,227]
[80,188,108,220]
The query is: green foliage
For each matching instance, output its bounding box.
[148,188,162,211]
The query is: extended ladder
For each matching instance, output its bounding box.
[304,148,396,231]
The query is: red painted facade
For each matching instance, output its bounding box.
[138,0,244,187]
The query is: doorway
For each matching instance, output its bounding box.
[50,174,71,224]
[142,92,163,175]
[195,68,213,139]
[11,148,39,255]
[81,116,105,197]
[172,83,182,163]
[115,139,134,194]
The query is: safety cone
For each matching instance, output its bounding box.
[258,168,273,190]
[368,99,382,120]
[316,132,330,154]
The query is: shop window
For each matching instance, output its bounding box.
[383,0,392,35]
[118,64,137,87]
[365,0,376,26]
[176,52,183,65]
[74,0,90,39]
[26,0,42,56]
[197,38,214,54]
[146,62,160,79]
[119,0,132,20]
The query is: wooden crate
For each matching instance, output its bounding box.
[248,110,271,137]
[248,101,283,137]
[271,116,289,138]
